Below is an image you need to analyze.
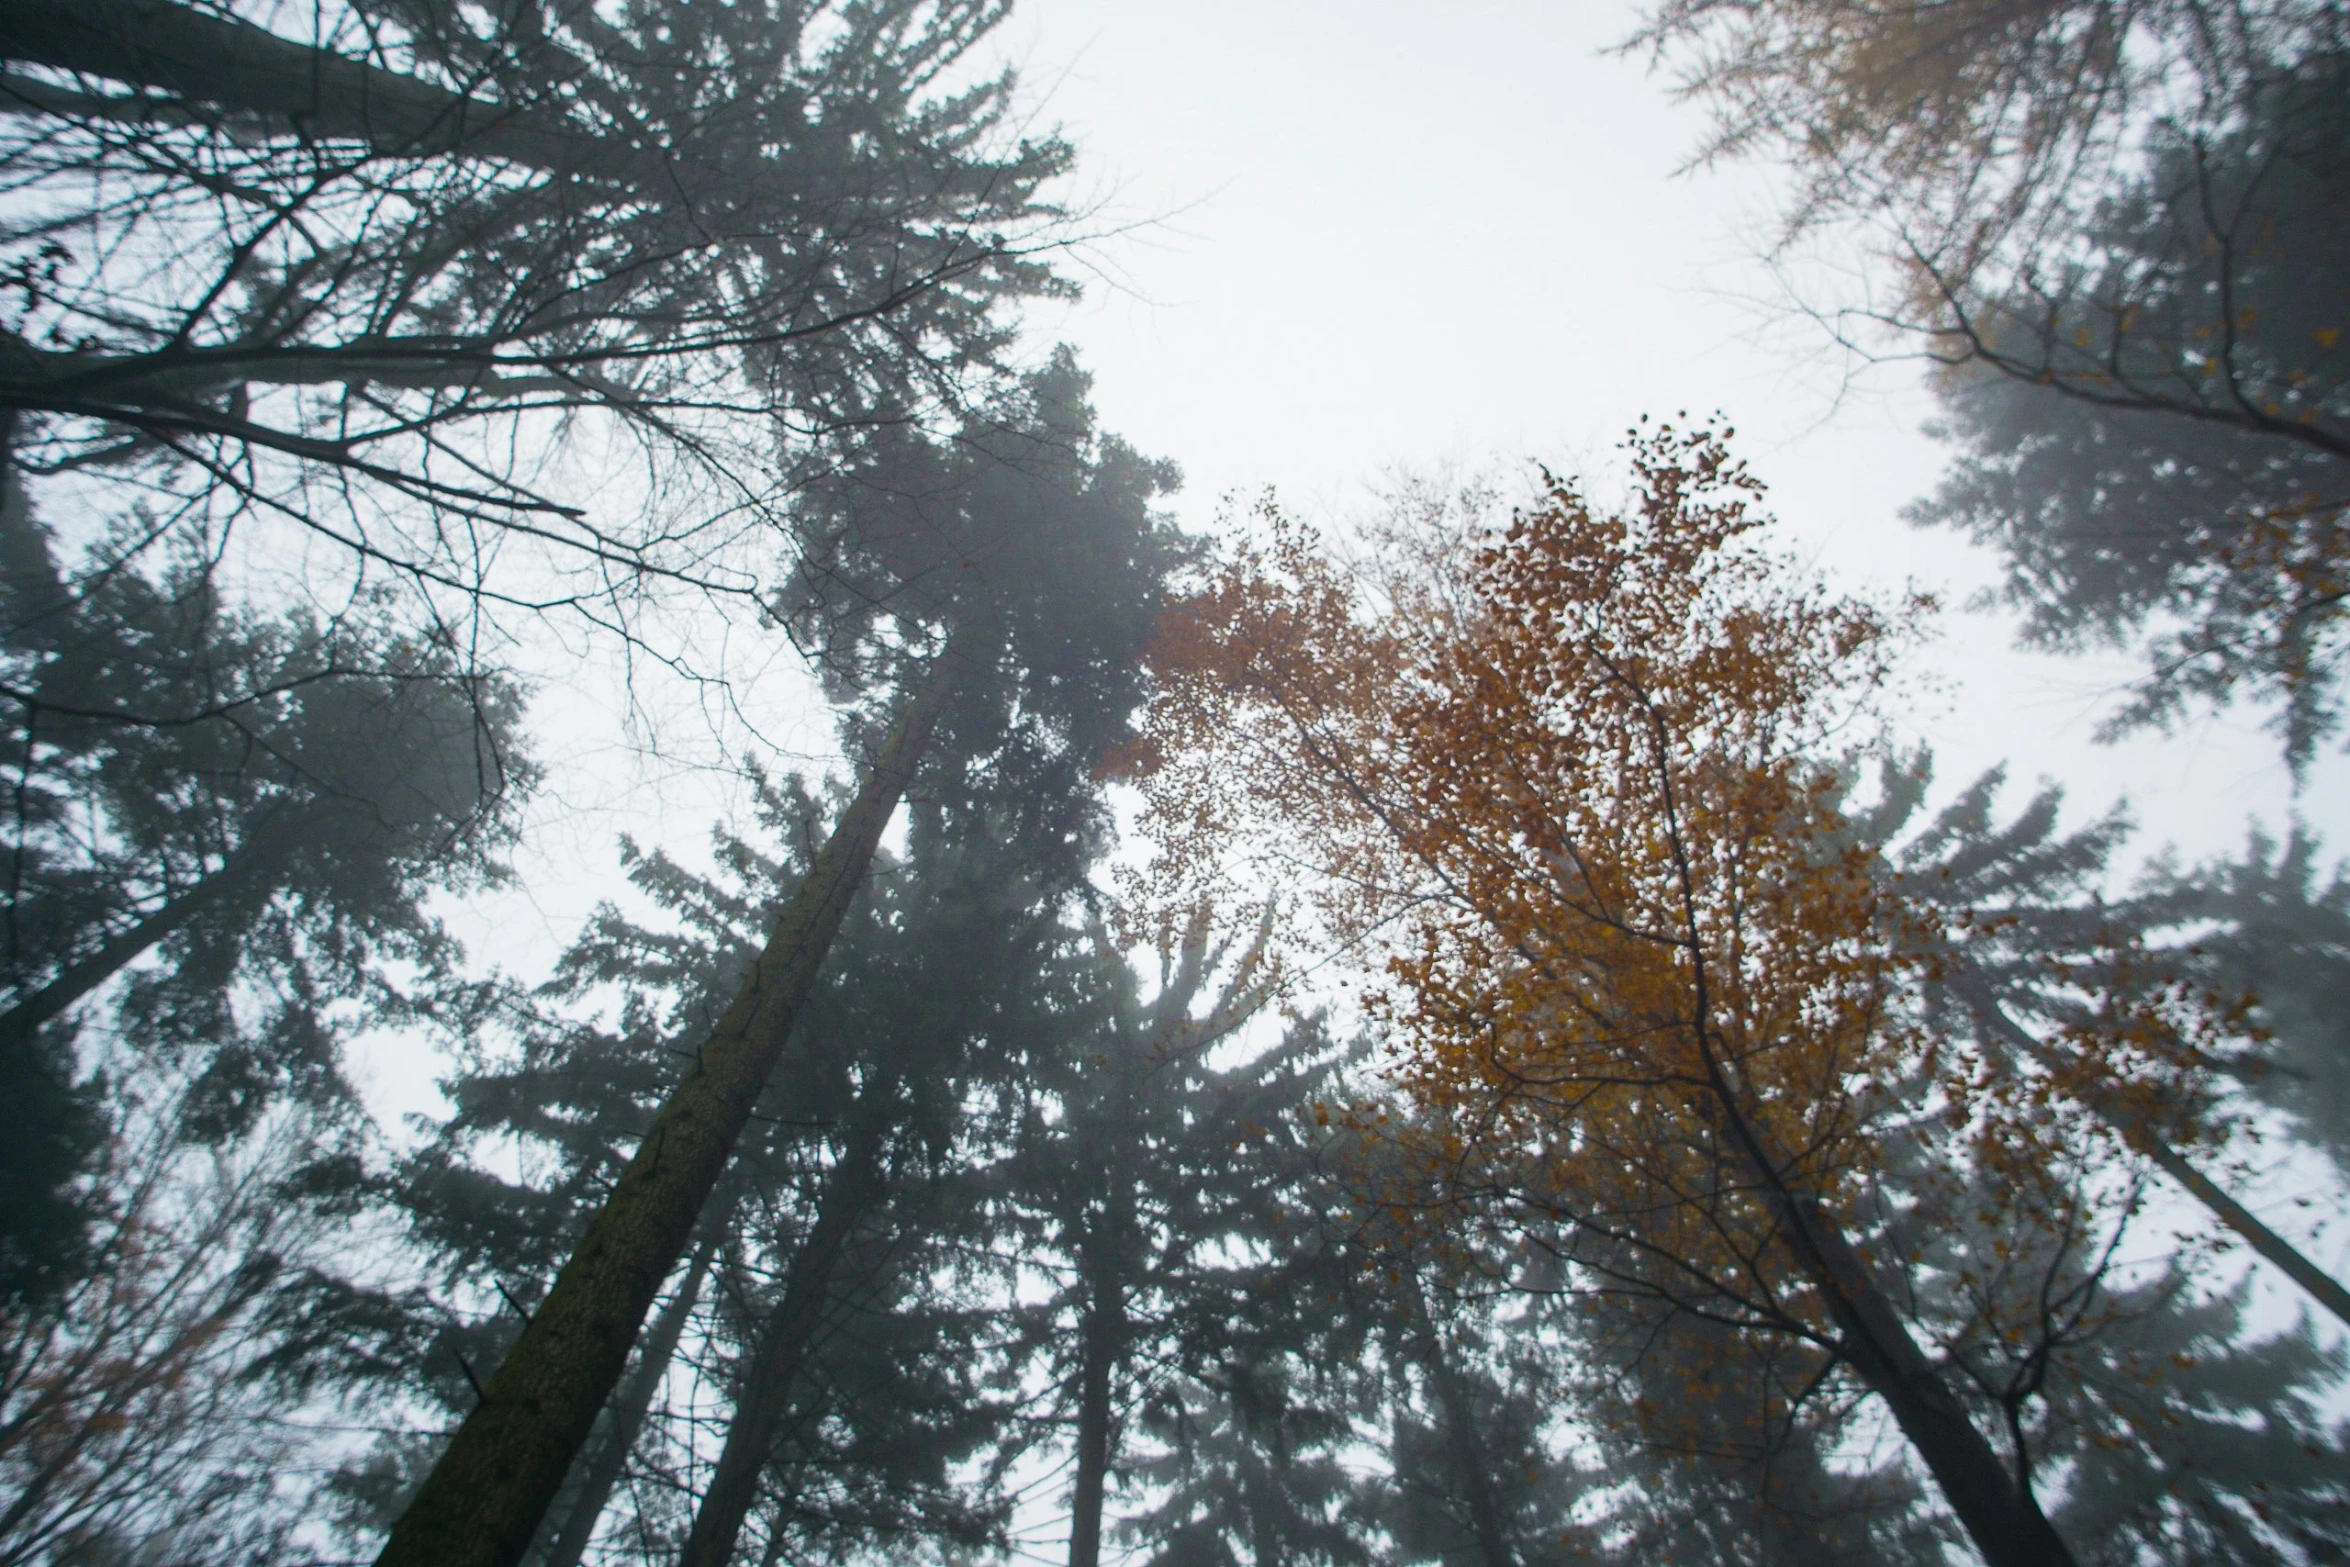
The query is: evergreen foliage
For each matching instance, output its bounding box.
[0,489,527,1314]
[1918,41,2350,757]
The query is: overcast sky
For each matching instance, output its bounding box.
[989,0,2350,865]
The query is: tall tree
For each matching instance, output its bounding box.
[1637,1,2350,754]
[0,495,527,1310]
[2136,828,2350,1173]
[1631,0,2341,264]
[1123,1352,1372,1567]
[375,355,1180,1567]
[1121,424,2269,1567]
[1875,760,2350,1327]
[0,1101,387,1567]
[363,770,1012,1561]
[997,914,1365,1567]
[674,815,1089,1567]
[1906,48,2350,757]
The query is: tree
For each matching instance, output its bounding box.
[1332,1146,1598,1567]
[0,1066,443,1566]
[375,794,1024,1567]
[375,357,1180,1567]
[1631,0,2342,262]
[1121,424,2262,1567]
[1563,1281,1941,1567]
[0,0,1078,646]
[1122,1352,1372,1567]
[1906,50,2350,758]
[2136,828,2350,1174]
[1635,1,2350,755]
[673,820,1088,1567]
[999,913,1344,1567]
[0,487,527,1311]
[1873,759,2350,1328]
[2015,1269,2350,1563]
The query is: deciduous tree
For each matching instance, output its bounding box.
[1122,424,2257,1567]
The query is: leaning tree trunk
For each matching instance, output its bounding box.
[0,834,275,1053]
[1951,965,2350,1329]
[1691,1027,2079,1567]
[374,656,958,1567]
[536,1234,719,1567]
[675,1060,906,1567]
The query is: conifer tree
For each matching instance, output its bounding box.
[675,814,1091,1567]
[998,911,1366,1567]
[2135,830,2350,1173]
[370,770,1045,1563]
[0,494,527,1311]
[1563,1288,1940,1567]
[375,351,1179,1567]
[0,0,1080,613]
[1640,1,2350,757]
[1123,1352,1372,1567]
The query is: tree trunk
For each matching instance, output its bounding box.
[675,1062,905,1567]
[535,1235,718,1567]
[374,656,958,1567]
[0,836,272,1052]
[1677,915,2078,1567]
[1952,967,2350,1329]
[0,0,590,169]
[1700,1054,2078,1567]
[1065,1231,1129,1567]
[1401,1273,1516,1567]
[1767,1184,2077,1567]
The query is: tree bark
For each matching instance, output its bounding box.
[373,655,958,1567]
[675,1061,905,1567]
[1401,1273,1516,1567]
[1951,968,2350,1329]
[535,1234,717,1567]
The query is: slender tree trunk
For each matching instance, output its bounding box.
[536,1235,718,1567]
[1658,797,2078,1567]
[0,836,271,1051]
[1953,968,2350,1328]
[1764,1181,2076,1567]
[1065,1229,1129,1567]
[675,1063,905,1567]
[1401,1273,1516,1567]
[1698,1045,2079,1567]
[374,656,958,1567]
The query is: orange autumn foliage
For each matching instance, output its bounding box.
[1124,425,1939,1257]
[1116,424,2235,1566]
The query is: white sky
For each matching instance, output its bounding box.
[990,0,2350,861]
